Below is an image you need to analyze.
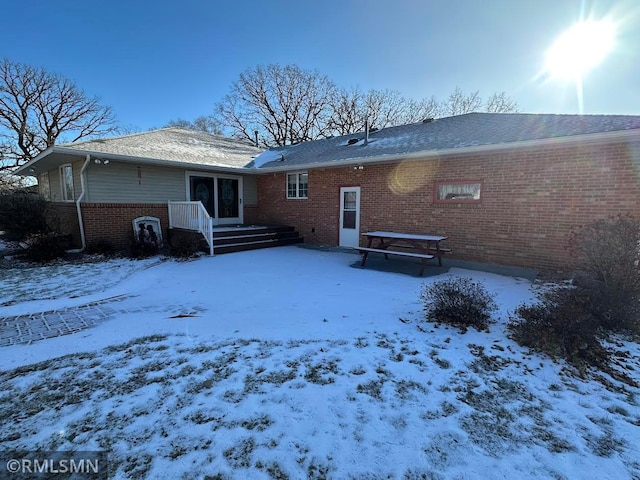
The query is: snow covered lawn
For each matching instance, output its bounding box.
[1,246,639,479]
[0,256,162,307]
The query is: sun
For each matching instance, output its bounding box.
[545,20,616,80]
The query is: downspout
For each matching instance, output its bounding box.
[69,154,91,252]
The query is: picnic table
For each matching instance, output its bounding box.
[358,231,450,275]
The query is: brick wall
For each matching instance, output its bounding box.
[48,202,82,247]
[244,205,260,225]
[81,203,170,250]
[77,203,260,251]
[255,138,640,272]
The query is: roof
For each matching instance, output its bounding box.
[253,112,640,169]
[15,113,640,177]
[59,127,263,168]
[15,128,263,175]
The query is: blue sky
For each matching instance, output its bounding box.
[3,0,639,131]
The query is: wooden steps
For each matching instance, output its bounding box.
[169,225,303,254]
[211,225,303,254]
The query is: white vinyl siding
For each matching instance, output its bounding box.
[85,162,186,203]
[45,160,252,205]
[49,167,62,201]
[243,175,258,205]
[39,172,51,200]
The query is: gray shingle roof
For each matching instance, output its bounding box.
[254,113,640,169]
[61,128,262,168]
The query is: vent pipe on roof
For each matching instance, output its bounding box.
[254,130,259,148]
[364,118,369,145]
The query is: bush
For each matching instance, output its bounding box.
[0,190,49,240]
[569,214,640,334]
[169,233,202,259]
[86,239,118,257]
[508,286,609,371]
[24,233,70,263]
[129,234,159,259]
[420,277,497,331]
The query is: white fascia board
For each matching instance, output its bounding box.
[253,129,640,173]
[18,146,251,175]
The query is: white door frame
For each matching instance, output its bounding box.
[339,186,361,247]
[185,171,243,225]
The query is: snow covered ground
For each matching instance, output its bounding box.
[1,246,639,479]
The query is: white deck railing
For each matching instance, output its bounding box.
[168,201,214,255]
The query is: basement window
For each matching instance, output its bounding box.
[435,181,482,203]
[287,172,308,199]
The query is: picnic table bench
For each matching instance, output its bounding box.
[357,231,450,276]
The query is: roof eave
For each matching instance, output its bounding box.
[13,146,59,176]
[15,146,252,175]
[254,128,640,173]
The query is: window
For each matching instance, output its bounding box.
[39,172,51,200]
[60,164,74,201]
[287,172,308,199]
[435,181,482,203]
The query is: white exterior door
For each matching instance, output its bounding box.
[339,186,360,247]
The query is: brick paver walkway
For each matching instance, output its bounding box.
[0,295,133,347]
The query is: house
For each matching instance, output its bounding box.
[14,128,267,254]
[15,113,640,272]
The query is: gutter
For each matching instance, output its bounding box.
[68,154,91,253]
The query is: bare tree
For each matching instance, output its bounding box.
[214,64,521,142]
[485,91,519,113]
[364,89,411,130]
[165,115,223,134]
[0,59,118,171]
[441,87,483,116]
[328,88,441,136]
[440,87,518,116]
[327,87,366,136]
[402,96,441,123]
[216,64,336,147]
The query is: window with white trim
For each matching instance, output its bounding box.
[435,181,482,203]
[60,164,74,201]
[39,172,51,200]
[287,172,308,199]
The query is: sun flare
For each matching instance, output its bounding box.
[545,20,615,80]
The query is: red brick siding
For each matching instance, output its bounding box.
[243,205,260,225]
[81,203,170,250]
[255,139,640,272]
[77,203,260,251]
